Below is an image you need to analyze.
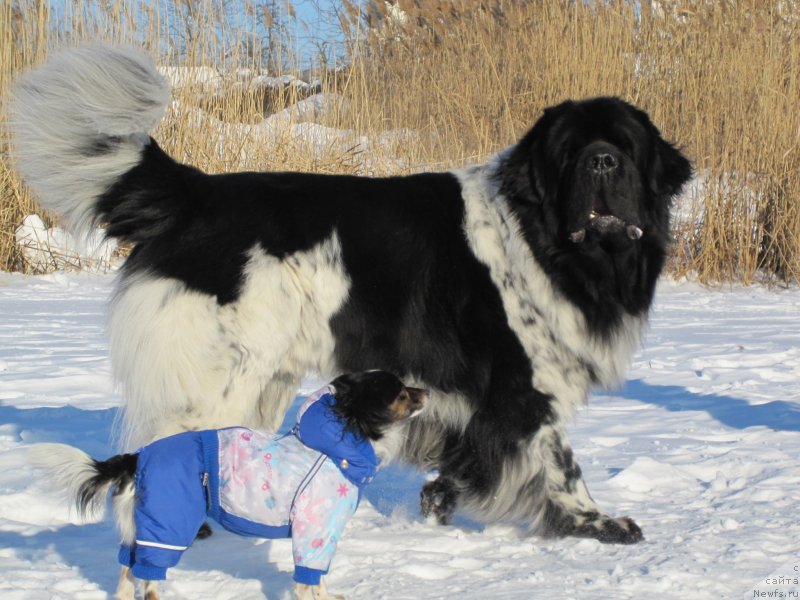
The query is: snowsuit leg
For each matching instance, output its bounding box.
[118,431,209,580]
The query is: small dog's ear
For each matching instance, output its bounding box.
[330,373,352,403]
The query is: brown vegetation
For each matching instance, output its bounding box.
[2,1,798,283]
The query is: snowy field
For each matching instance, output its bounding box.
[0,272,797,599]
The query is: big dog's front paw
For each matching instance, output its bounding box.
[594,516,644,544]
[420,478,458,525]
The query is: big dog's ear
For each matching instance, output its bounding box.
[648,133,692,198]
[499,102,574,204]
[628,106,693,198]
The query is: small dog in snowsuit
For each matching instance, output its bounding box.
[29,370,427,600]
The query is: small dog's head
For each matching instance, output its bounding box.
[329,370,427,441]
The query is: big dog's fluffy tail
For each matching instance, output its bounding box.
[28,444,138,541]
[9,44,173,238]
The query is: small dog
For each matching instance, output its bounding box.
[29,371,427,600]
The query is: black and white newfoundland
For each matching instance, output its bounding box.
[11,45,691,544]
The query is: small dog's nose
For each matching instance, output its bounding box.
[588,152,618,174]
[408,387,428,409]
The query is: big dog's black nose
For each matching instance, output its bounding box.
[589,152,618,174]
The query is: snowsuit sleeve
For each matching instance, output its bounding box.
[289,460,360,585]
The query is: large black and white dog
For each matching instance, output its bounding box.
[11,45,691,543]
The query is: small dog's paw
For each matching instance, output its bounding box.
[293,581,344,600]
[195,521,213,540]
[420,478,457,525]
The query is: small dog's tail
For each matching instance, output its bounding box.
[9,44,187,243]
[28,444,137,537]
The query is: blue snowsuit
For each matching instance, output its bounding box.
[118,386,379,585]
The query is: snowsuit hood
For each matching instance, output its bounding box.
[294,386,380,487]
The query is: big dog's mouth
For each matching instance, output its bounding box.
[569,210,643,243]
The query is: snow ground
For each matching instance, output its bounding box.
[0,272,798,599]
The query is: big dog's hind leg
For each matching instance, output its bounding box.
[249,369,302,431]
[110,274,304,448]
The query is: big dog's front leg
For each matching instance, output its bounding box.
[419,383,643,544]
[420,381,552,526]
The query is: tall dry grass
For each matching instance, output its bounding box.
[0,0,357,271]
[340,0,800,284]
[1,0,799,283]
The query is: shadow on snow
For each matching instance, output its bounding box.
[6,378,797,594]
[620,379,800,432]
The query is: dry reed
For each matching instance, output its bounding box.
[1,0,798,283]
